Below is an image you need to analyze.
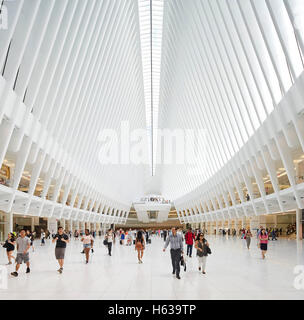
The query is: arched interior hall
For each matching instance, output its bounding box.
[0,0,304,300]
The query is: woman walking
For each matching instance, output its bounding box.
[135,230,145,263]
[245,229,252,249]
[259,228,268,259]
[3,233,16,264]
[194,233,210,274]
[105,229,114,256]
[81,229,94,264]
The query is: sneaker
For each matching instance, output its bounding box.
[202,271,206,274]
[11,272,18,277]
[86,261,88,264]
[57,268,63,274]
[7,262,12,265]
[172,270,175,275]
[26,267,30,274]
[199,267,201,271]
[176,275,181,280]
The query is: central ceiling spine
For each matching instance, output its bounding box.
[138,0,164,176]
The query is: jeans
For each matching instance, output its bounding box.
[187,244,193,257]
[197,256,207,271]
[170,248,181,276]
[107,242,112,255]
[246,237,251,249]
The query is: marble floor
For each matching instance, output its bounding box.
[0,234,304,300]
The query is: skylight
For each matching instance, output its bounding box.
[138,0,164,176]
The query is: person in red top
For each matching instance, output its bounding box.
[259,228,268,259]
[185,228,196,257]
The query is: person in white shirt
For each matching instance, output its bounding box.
[81,229,94,264]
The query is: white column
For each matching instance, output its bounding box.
[31,217,35,232]
[61,219,66,230]
[241,216,245,229]
[296,209,303,241]
[48,218,58,234]
[274,214,278,228]
[8,211,13,233]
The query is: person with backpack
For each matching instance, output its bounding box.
[185,228,196,258]
[194,233,210,274]
[104,229,114,256]
[120,230,125,245]
[3,232,16,265]
[135,230,145,263]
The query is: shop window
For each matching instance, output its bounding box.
[0,163,10,187]
[278,170,291,190]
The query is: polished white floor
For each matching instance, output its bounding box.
[0,234,304,300]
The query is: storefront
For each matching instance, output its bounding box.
[0,164,10,186]
[0,211,8,241]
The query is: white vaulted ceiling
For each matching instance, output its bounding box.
[159,0,304,200]
[1,0,304,224]
[0,0,148,223]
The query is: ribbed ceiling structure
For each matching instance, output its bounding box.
[160,0,304,200]
[0,0,147,224]
[0,0,304,225]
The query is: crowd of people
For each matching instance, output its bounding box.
[1,223,284,280]
[286,223,296,235]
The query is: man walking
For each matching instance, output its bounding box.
[163,227,184,280]
[11,229,31,277]
[185,228,195,257]
[52,227,69,273]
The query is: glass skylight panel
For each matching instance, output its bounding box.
[138,0,164,176]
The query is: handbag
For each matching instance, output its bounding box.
[180,255,186,271]
[103,239,108,246]
[206,246,211,255]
